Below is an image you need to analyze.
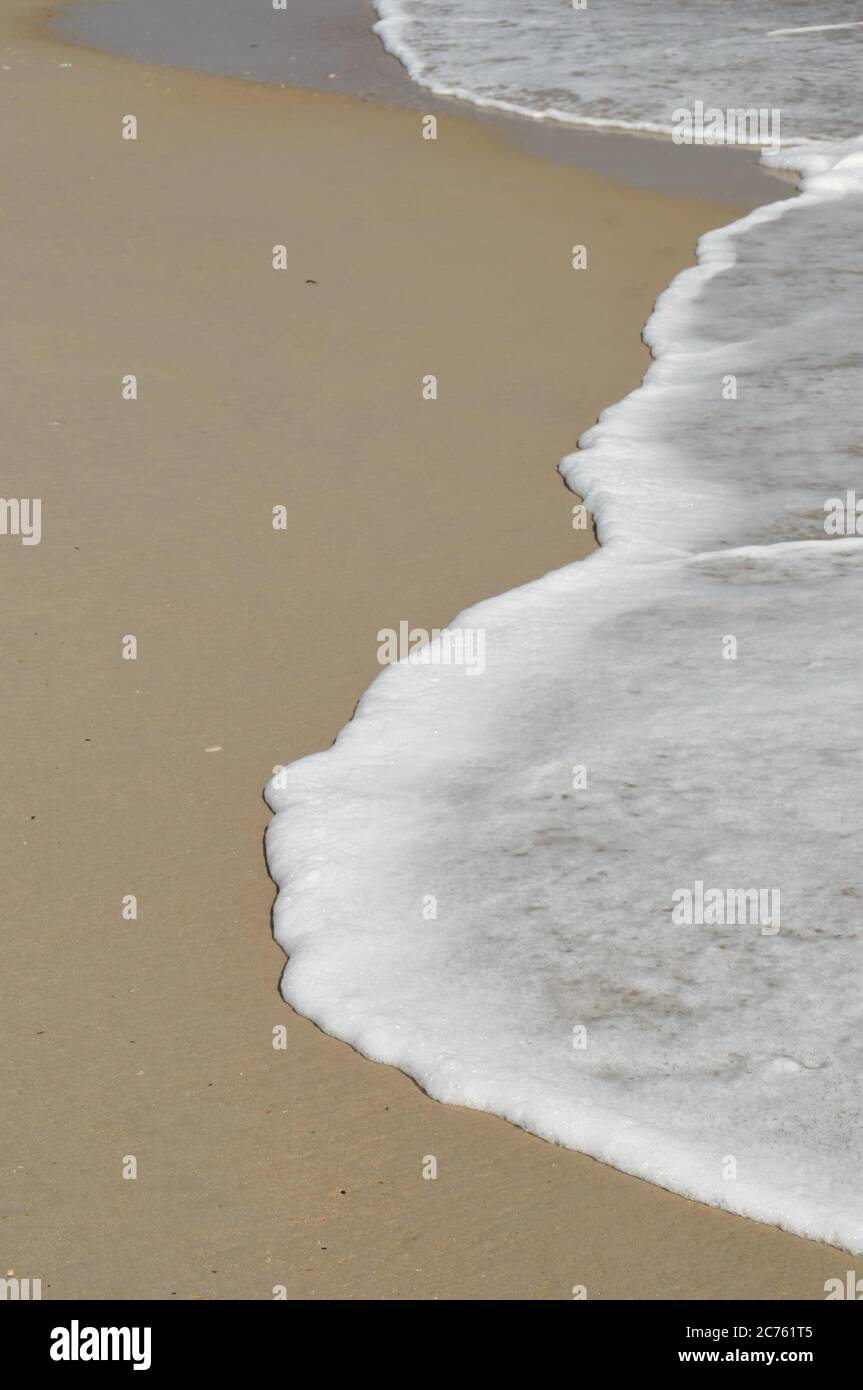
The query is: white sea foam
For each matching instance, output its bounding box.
[769,23,863,38]
[267,10,863,1248]
[268,536,863,1251]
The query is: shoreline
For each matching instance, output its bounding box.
[3,0,847,1298]
[47,0,792,207]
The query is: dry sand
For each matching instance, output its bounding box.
[1,0,848,1298]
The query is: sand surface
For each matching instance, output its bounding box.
[53,0,786,206]
[1,0,847,1298]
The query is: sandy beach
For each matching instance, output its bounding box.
[2,0,849,1299]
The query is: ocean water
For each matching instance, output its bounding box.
[372,0,862,142]
[267,7,863,1249]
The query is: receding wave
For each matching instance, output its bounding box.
[372,0,862,143]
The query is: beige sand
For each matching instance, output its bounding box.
[2,0,848,1298]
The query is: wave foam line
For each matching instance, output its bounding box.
[266,51,863,1250]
